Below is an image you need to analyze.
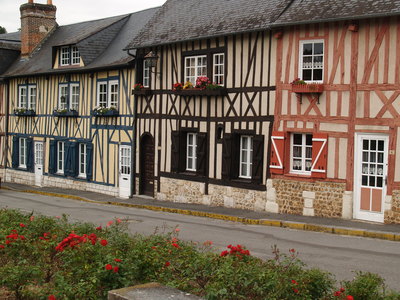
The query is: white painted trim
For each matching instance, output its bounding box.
[353,133,388,223]
[269,135,284,169]
[298,39,324,83]
[310,137,327,173]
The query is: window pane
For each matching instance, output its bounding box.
[19,87,27,108]
[370,140,376,150]
[98,82,107,107]
[302,69,312,81]
[303,43,312,55]
[29,86,36,110]
[313,69,323,81]
[306,134,312,145]
[377,176,383,188]
[109,82,118,107]
[362,175,368,186]
[378,140,384,151]
[363,140,369,150]
[293,134,302,145]
[314,43,323,55]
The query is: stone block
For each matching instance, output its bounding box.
[224,196,234,208]
[342,191,353,219]
[304,198,314,208]
[303,207,315,216]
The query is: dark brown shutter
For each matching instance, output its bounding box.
[196,133,207,176]
[252,135,264,184]
[231,133,240,179]
[221,133,232,180]
[171,131,180,172]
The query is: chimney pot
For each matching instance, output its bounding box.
[47,0,53,4]
[28,0,34,3]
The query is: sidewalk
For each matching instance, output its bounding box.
[2,181,400,241]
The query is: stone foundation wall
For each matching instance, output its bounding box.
[5,169,119,196]
[273,179,346,218]
[157,177,267,211]
[385,190,400,224]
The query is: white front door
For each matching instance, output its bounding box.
[119,145,131,198]
[354,134,388,223]
[34,141,44,187]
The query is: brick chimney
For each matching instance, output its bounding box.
[20,0,57,57]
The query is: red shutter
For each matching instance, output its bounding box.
[269,131,285,175]
[311,133,328,178]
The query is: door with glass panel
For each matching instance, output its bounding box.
[34,141,44,187]
[119,145,131,198]
[354,134,388,223]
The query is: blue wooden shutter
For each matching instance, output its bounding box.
[26,138,34,172]
[70,142,79,177]
[49,140,56,174]
[64,141,73,177]
[86,143,93,181]
[12,136,19,169]
[251,135,264,184]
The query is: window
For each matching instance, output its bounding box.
[60,45,80,66]
[299,40,324,82]
[222,133,263,184]
[213,53,224,85]
[239,136,253,179]
[79,143,87,177]
[291,133,313,174]
[57,141,65,174]
[58,83,79,111]
[185,55,207,83]
[18,85,36,110]
[97,80,119,108]
[186,133,197,171]
[171,131,206,175]
[71,46,80,65]
[19,138,27,168]
[143,60,150,88]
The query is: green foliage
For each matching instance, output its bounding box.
[0,26,6,34]
[0,209,398,300]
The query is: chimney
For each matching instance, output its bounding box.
[20,0,57,57]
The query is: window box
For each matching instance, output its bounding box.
[53,109,79,117]
[173,88,227,96]
[91,108,119,117]
[131,89,153,96]
[291,83,324,94]
[14,109,36,116]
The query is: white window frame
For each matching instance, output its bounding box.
[57,141,65,174]
[18,85,36,110]
[299,40,324,83]
[18,86,27,109]
[109,80,119,107]
[290,133,313,175]
[19,138,27,168]
[143,60,150,88]
[239,135,253,179]
[186,133,197,171]
[58,84,68,110]
[60,46,70,66]
[70,83,79,111]
[78,143,87,177]
[184,55,207,84]
[213,53,224,85]
[71,46,80,65]
[97,80,118,108]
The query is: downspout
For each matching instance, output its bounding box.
[4,78,10,180]
[128,49,137,197]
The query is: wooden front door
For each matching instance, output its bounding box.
[140,134,155,197]
[354,134,388,223]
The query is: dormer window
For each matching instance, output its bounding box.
[60,45,80,66]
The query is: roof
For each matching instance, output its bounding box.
[126,0,291,49]
[3,7,159,78]
[127,0,400,49]
[0,32,21,51]
[274,0,400,26]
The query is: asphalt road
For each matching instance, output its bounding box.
[1,189,400,291]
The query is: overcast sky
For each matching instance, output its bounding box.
[1,0,166,33]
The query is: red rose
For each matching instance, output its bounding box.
[20,223,26,227]
[291,280,298,285]
[113,266,119,273]
[48,295,56,300]
[100,239,108,246]
[220,250,229,257]
[0,245,4,249]
[105,264,113,270]
[346,296,354,300]
[334,291,341,297]
[172,243,180,248]
[164,261,170,267]
[96,226,102,231]
[293,288,299,294]
[114,258,122,262]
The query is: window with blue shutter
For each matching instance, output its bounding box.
[48,140,56,174]
[86,143,93,181]
[12,136,19,169]
[26,138,34,172]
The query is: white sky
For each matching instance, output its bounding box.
[0,0,166,33]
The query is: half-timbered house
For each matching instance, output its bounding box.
[125,0,292,210]
[2,0,158,196]
[0,32,20,178]
[268,0,400,224]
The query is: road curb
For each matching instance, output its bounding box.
[4,187,400,242]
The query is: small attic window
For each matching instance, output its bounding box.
[60,45,80,66]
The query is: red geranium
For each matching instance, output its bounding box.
[105,264,113,271]
[48,295,56,300]
[100,239,108,246]
[113,266,119,273]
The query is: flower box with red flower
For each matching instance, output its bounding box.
[131,84,152,96]
[291,83,324,93]
[173,88,227,96]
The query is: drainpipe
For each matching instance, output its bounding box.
[3,78,10,180]
[129,52,138,197]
